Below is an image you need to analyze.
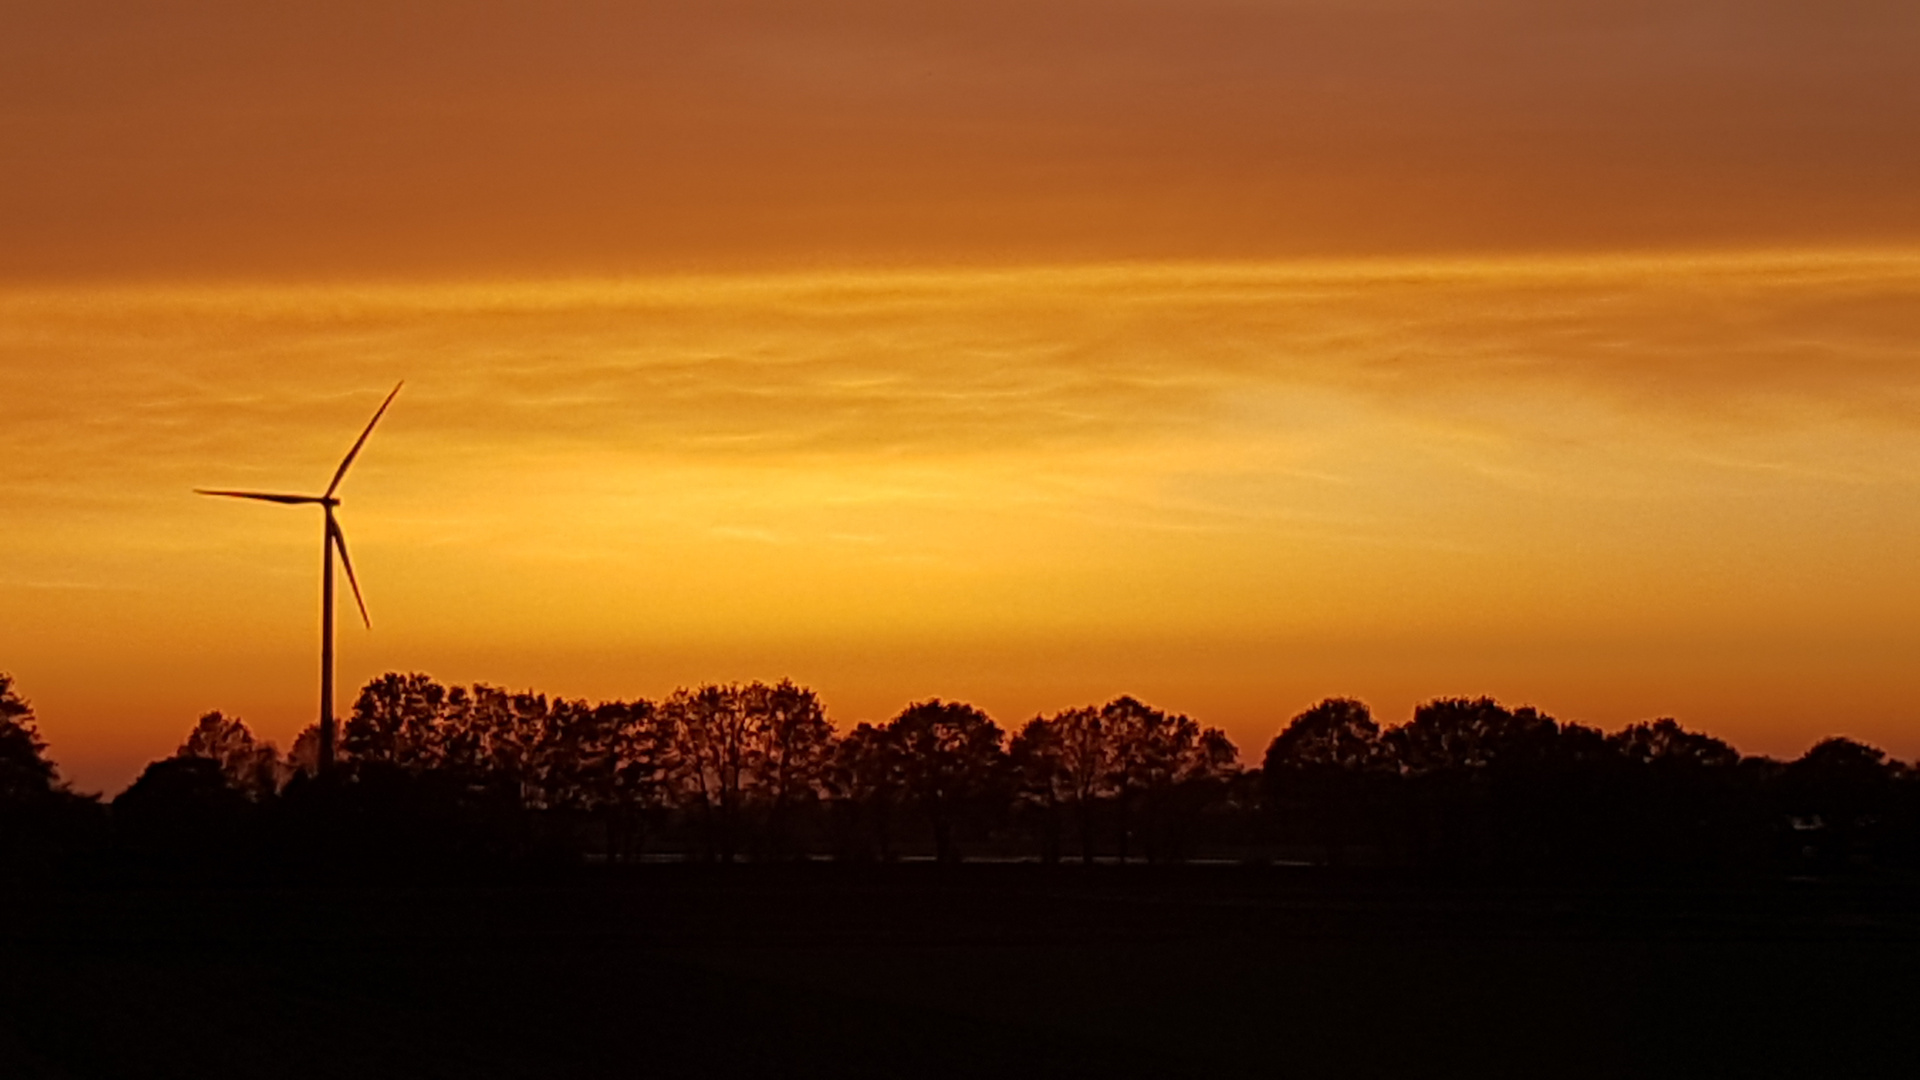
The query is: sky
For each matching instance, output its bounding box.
[4,2,1920,792]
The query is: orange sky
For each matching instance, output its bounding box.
[6,1,1919,277]
[4,3,1920,792]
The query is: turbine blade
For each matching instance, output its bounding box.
[324,381,403,498]
[328,517,371,629]
[194,489,326,505]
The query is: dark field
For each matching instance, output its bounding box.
[3,868,1916,1079]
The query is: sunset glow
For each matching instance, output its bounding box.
[5,2,1920,792]
[6,252,1920,790]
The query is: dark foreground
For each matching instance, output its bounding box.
[3,867,1916,1079]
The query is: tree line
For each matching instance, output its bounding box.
[131,673,1242,867]
[3,669,1918,877]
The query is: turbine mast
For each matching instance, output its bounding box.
[321,508,337,774]
[195,381,400,782]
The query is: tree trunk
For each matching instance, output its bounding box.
[934,817,956,863]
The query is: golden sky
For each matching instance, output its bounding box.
[4,3,1920,791]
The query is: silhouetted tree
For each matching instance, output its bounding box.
[831,722,903,860]
[0,673,60,803]
[741,681,835,859]
[1385,697,1560,775]
[1101,697,1237,862]
[1009,706,1110,863]
[662,684,750,862]
[885,699,1006,862]
[1379,698,1569,867]
[339,673,676,860]
[1263,698,1388,865]
[599,699,667,859]
[472,685,555,800]
[1009,715,1068,863]
[658,681,837,861]
[288,723,322,779]
[1610,718,1740,771]
[1504,719,1618,867]
[1266,698,1380,772]
[1604,718,1749,868]
[344,672,456,771]
[80,667,1920,876]
[178,711,280,800]
[535,698,662,860]
[1781,737,1901,869]
[113,756,256,869]
[0,673,104,877]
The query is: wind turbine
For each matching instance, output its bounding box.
[196,383,402,776]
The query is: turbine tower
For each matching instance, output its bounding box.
[196,383,402,776]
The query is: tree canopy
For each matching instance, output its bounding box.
[0,673,60,804]
[7,669,1920,877]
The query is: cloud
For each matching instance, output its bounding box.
[7,252,1920,500]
